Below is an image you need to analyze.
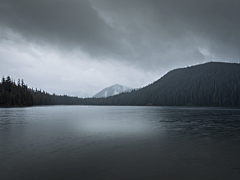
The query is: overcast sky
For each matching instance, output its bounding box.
[1,0,240,97]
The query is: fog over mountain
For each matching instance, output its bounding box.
[93,84,132,98]
[1,0,240,97]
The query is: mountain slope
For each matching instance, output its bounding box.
[4,62,239,107]
[84,62,240,106]
[93,84,132,98]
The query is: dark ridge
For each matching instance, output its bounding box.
[1,62,240,107]
[83,62,240,106]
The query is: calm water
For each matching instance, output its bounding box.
[1,106,240,180]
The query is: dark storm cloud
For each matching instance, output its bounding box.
[152,0,240,60]
[1,0,240,70]
[91,0,240,66]
[0,0,121,57]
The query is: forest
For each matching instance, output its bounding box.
[0,76,84,107]
[1,62,240,107]
[0,76,33,107]
[87,62,240,106]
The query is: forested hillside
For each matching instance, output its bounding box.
[1,62,240,107]
[0,76,33,107]
[30,89,83,105]
[83,62,240,106]
[0,76,84,107]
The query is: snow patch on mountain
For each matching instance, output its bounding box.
[93,84,132,98]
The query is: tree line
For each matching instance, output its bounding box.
[0,76,84,107]
[82,62,240,106]
[0,76,33,107]
[1,62,240,107]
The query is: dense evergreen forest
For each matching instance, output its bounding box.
[0,76,33,107]
[0,76,84,107]
[1,62,240,107]
[30,89,84,106]
[85,62,240,106]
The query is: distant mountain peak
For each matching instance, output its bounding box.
[93,84,132,98]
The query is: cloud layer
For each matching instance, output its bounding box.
[1,0,240,96]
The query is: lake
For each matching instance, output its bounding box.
[1,106,240,180]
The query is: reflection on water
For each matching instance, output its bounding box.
[0,106,240,180]
[158,107,240,140]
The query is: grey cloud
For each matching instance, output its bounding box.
[153,0,240,60]
[1,0,240,71]
[91,0,240,66]
[0,0,121,57]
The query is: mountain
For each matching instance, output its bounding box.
[84,62,240,106]
[3,62,240,107]
[93,84,132,98]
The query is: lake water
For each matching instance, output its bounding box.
[1,106,240,180]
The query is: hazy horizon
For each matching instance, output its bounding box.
[1,61,237,98]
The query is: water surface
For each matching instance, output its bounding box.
[1,106,240,180]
